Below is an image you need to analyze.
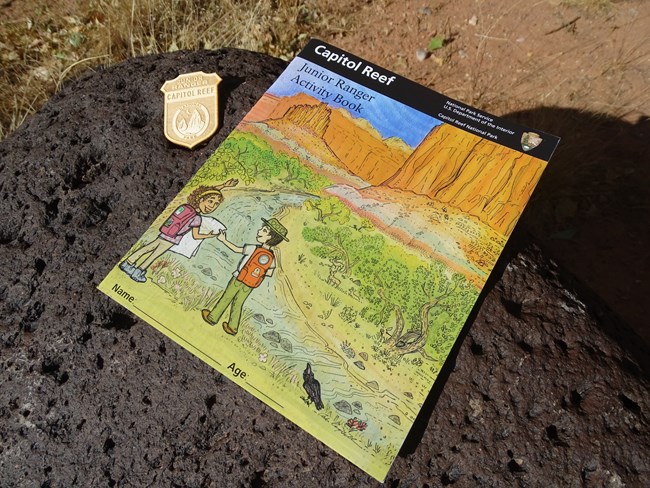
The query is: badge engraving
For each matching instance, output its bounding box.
[161,72,222,148]
[521,132,543,152]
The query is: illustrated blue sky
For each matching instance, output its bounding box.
[267,59,441,148]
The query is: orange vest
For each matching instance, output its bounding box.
[237,247,274,288]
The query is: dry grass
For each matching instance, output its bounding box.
[561,0,613,12]
[0,0,347,140]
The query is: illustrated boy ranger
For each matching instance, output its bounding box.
[201,218,288,335]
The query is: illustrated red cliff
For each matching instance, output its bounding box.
[99,39,559,481]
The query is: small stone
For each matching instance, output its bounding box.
[605,471,624,488]
[442,466,463,484]
[262,330,281,343]
[416,48,428,62]
[583,457,599,475]
[333,400,352,415]
[496,428,511,439]
[366,380,379,390]
[31,66,51,81]
[508,457,526,472]
[280,338,292,353]
[468,15,478,26]
[527,402,544,418]
[468,398,483,417]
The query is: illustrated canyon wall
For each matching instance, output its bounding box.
[248,92,547,235]
[248,93,411,185]
[385,124,547,235]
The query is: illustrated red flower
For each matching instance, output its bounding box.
[346,417,367,431]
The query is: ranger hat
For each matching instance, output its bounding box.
[261,218,289,242]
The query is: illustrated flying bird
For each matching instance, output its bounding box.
[303,363,324,410]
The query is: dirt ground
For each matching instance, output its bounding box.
[2,0,648,341]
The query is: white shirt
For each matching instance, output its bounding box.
[169,217,226,258]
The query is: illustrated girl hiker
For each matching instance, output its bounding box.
[201,217,288,335]
[119,179,238,283]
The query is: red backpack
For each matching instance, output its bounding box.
[160,205,197,239]
[237,247,275,288]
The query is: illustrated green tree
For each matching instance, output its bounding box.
[280,154,310,188]
[303,171,331,194]
[221,137,249,179]
[223,135,268,184]
[193,132,284,186]
[354,245,406,326]
[277,153,330,193]
[304,197,350,224]
[250,145,282,182]
[345,236,477,359]
[374,259,411,328]
[193,130,331,192]
[348,232,384,273]
[352,218,373,232]
[302,225,352,273]
[383,263,477,357]
[302,215,479,361]
[423,272,476,354]
[192,139,232,184]
[302,224,385,276]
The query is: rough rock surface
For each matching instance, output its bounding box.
[0,50,648,487]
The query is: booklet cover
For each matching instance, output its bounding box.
[98,39,559,481]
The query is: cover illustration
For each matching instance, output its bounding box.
[98,40,559,481]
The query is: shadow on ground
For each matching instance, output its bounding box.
[512,108,649,342]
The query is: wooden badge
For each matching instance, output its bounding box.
[161,71,222,148]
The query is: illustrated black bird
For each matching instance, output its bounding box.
[302,363,324,410]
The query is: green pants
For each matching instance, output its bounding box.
[207,277,253,333]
